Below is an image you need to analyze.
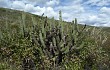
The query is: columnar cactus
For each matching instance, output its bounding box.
[0,9,109,70]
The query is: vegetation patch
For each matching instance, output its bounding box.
[0,8,110,70]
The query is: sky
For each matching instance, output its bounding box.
[0,0,110,27]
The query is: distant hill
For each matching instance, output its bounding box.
[0,7,42,28]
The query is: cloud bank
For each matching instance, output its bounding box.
[0,0,110,27]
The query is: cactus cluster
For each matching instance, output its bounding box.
[0,10,110,70]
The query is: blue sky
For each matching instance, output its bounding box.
[0,0,110,27]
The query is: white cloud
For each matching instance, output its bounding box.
[27,0,47,2]
[25,4,36,12]
[46,0,59,6]
[62,13,71,21]
[54,2,85,22]
[56,5,85,13]
[0,0,110,27]
[78,9,110,27]
[85,0,110,6]
[11,1,25,10]
[32,6,46,15]
[100,7,110,15]
[98,13,108,18]
[25,0,49,5]
[79,14,99,25]
[103,22,110,27]
[46,7,58,19]
[97,0,110,6]
[32,6,58,19]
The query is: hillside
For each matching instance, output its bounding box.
[0,7,110,70]
[0,7,110,31]
[0,8,42,28]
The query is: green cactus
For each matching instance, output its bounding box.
[39,31,46,48]
[0,9,109,70]
[0,29,3,42]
